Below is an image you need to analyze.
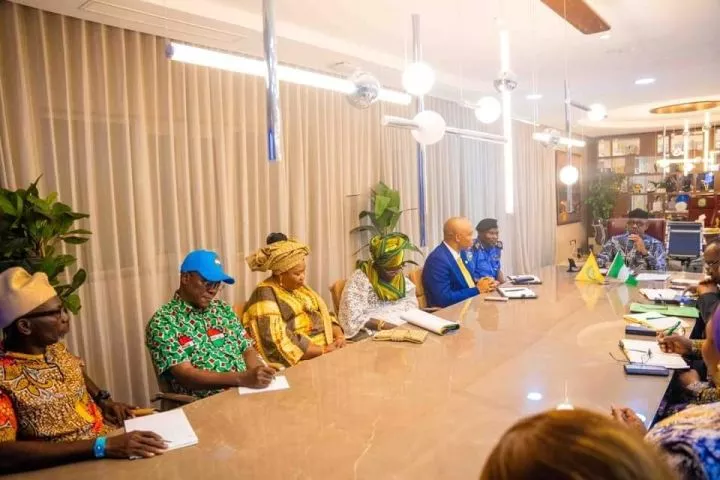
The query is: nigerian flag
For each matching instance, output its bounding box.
[607,252,638,286]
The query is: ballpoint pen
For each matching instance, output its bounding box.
[665,321,681,336]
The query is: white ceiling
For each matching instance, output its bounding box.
[10,0,720,135]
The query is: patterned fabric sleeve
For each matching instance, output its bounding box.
[0,391,17,442]
[596,238,618,267]
[644,237,667,271]
[685,381,720,404]
[338,270,374,338]
[145,313,191,375]
[691,340,705,357]
[242,286,310,367]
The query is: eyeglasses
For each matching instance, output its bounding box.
[188,272,222,291]
[626,221,647,228]
[609,347,652,365]
[20,307,68,321]
[705,259,720,269]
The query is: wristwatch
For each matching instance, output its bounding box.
[93,389,112,404]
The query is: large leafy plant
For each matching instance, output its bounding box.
[0,177,91,313]
[586,172,625,223]
[350,181,421,263]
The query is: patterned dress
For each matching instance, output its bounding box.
[338,270,418,338]
[0,343,108,442]
[242,278,338,367]
[646,402,720,480]
[145,296,253,398]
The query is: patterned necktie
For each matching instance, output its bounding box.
[456,257,474,288]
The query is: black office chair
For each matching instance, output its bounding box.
[666,221,703,271]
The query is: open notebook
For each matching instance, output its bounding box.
[629,303,700,319]
[640,288,681,302]
[623,312,688,332]
[124,408,198,452]
[379,308,459,335]
[619,339,689,369]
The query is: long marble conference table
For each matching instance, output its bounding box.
[11,266,700,480]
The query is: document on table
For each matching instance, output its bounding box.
[623,312,688,331]
[507,274,542,285]
[635,273,671,281]
[629,303,700,319]
[670,278,701,287]
[396,309,460,335]
[124,408,198,452]
[619,339,689,369]
[498,286,537,299]
[238,375,290,396]
[640,288,680,302]
[376,311,407,327]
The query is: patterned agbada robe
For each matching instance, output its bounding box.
[0,342,109,442]
[242,278,337,367]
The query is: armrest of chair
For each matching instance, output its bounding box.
[151,392,196,405]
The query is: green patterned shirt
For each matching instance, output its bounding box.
[146,295,252,398]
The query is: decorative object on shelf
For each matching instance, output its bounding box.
[632,184,643,194]
[698,198,708,208]
[0,176,91,313]
[647,183,657,193]
[651,198,664,213]
[556,151,583,225]
[675,201,688,212]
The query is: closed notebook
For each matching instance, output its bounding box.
[396,308,460,335]
[629,303,700,319]
[124,408,198,452]
[498,287,537,299]
[619,339,689,369]
[507,274,542,285]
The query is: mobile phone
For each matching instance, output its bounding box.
[624,364,669,377]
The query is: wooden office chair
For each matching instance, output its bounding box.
[408,267,440,312]
[151,374,196,412]
[329,279,346,314]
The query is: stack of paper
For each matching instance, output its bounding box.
[393,308,460,335]
[629,303,700,319]
[498,287,537,299]
[623,312,688,331]
[124,408,198,452]
[619,339,689,369]
[635,273,671,281]
[670,278,701,288]
[640,288,680,302]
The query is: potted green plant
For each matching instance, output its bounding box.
[350,181,421,262]
[0,177,91,313]
[586,172,625,247]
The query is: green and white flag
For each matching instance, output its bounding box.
[607,252,638,286]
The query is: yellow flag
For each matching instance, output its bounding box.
[575,252,605,284]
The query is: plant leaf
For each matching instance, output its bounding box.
[63,293,81,314]
[349,225,380,235]
[62,236,90,245]
[0,195,17,216]
[374,194,391,219]
[71,269,87,290]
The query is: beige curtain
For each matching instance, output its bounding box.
[0,3,555,405]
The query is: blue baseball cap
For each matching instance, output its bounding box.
[180,250,235,284]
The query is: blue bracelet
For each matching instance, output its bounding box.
[93,436,107,459]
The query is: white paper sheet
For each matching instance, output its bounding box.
[376,312,407,327]
[640,288,680,301]
[635,273,671,281]
[398,308,460,335]
[624,312,688,331]
[238,375,290,396]
[124,408,198,451]
[498,287,537,299]
[620,339,689,369]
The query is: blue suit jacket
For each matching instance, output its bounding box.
[422,243,479,308]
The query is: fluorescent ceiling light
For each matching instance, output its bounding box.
[635,77,656,85]
[167,42,411,106]
[533,132,587,148]
[526,93,543,100]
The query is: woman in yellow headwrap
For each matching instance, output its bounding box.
[243,237,345,367]
[338,233,419,339]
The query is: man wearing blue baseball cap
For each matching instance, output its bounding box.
[145,250,276,399]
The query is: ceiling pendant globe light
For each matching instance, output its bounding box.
[586,103,607,121]
[402,61,436,96]
[559,164,579,185]
[474,96,502,124]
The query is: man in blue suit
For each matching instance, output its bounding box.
[422,217,489,308]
